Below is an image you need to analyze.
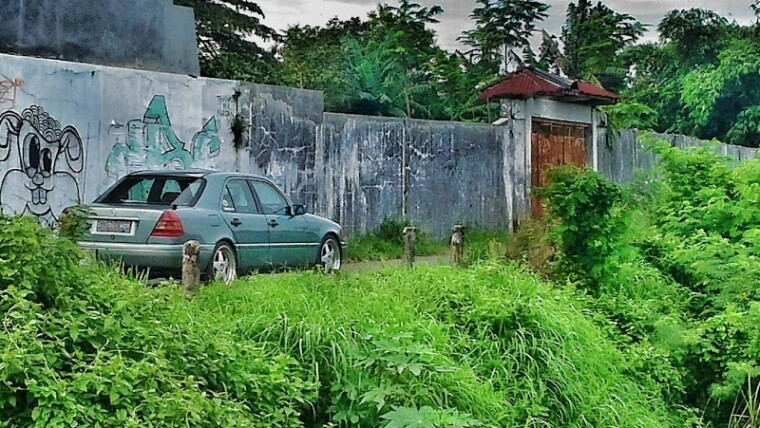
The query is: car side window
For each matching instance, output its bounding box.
[250,180,289,215]
[223,179,258,214]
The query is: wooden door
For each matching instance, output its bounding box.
[531,119,589,217]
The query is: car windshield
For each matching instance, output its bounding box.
[99,176,205,206]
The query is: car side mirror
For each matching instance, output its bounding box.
[289,204,307,216]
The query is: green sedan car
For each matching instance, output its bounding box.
[78,170,344,282]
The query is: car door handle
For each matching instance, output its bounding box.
[268,219,279,228]
[230,218,242,227]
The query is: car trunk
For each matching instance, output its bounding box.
[83,203,168,244]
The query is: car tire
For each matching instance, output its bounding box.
[317,235,342,274]
[206,242,238,284]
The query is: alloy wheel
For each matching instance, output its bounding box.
[319,238,342,273]
[212,245,237,283]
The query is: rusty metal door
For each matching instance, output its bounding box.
[531,119,589,217]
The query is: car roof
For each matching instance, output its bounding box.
[127,169,270,180]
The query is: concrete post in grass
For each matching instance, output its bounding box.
[451,224,465,266]
[403,226,418,267]
[182,240,201,291]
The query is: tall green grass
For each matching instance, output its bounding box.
[345,218,448,262]
[191,262,691,427]
[0,216,314,427]
[345,217,513,263]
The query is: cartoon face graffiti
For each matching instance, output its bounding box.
[0,106,83,226]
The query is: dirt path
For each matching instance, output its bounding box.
[146,254,451,284]
[341,254,451,273]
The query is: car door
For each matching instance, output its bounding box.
[219,178,271,270]
[248,179,316,268]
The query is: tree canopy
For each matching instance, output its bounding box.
[179,0,760,146]
[175,0,280,82]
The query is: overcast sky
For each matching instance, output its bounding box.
[256,0,757,50]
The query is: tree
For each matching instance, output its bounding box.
[459,0,550,75]
[615,8,760,146]
[536,30,564,74]
[561,0,644,91]
[344,33,432,118]
[276,0,491,121]
[657,8,729,67]
[279,18,366,112]
[680,38,760,143]
[175,0,280,82]
[365,0,444,68]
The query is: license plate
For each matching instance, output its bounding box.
[96,219,133,234]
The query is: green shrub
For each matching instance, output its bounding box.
[0,215,315,427]
[539,141,760,427]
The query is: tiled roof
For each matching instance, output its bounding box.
[572,81,620,101]
[479,67,619,106]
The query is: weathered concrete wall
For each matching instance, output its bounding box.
[317,114,527,236]
[598,130,758,184]
[0,53,323,227]
[0,52,525,236]
[10,51,756,238]
[316,114,405,235]
[0,0,199,75]
[405,119,510,237]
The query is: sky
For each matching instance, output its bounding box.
[255,0,757,50]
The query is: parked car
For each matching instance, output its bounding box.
[77,170,344,282]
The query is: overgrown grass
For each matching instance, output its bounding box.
[345,232,448,261]
[345,218,513,264]
[0,216,315,427]
[345,218,448,262]
[191,263,691,427]
[0,213,693,427]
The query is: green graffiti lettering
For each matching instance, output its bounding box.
[105,95,220,179]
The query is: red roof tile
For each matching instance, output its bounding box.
[573,81,620,100]
[479,67,619,105]
[479,69,561,101]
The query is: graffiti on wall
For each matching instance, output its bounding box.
[0,75,24,107]
[105,95,221,180]
[0,105,84,226]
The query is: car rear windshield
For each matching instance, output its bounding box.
[98,176,205,206]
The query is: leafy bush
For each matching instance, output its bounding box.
[58,204,94,240]
[0,215,315,427]
[540,142,760,427]
[541,165,634,286]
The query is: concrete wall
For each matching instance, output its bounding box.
[0,0,199,75]
[317,114,527,236]
[0,53,528,236]
[598,130,758,184]
[0,53,323,227]
[3,52,755,237]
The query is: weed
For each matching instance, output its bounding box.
[0,215,315,427]
[345,218,447,262]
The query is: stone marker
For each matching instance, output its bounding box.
[182,240,201,291]
[403,227,418,268]
[451,224,465,266]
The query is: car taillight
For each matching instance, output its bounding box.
[151,210,184,238]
